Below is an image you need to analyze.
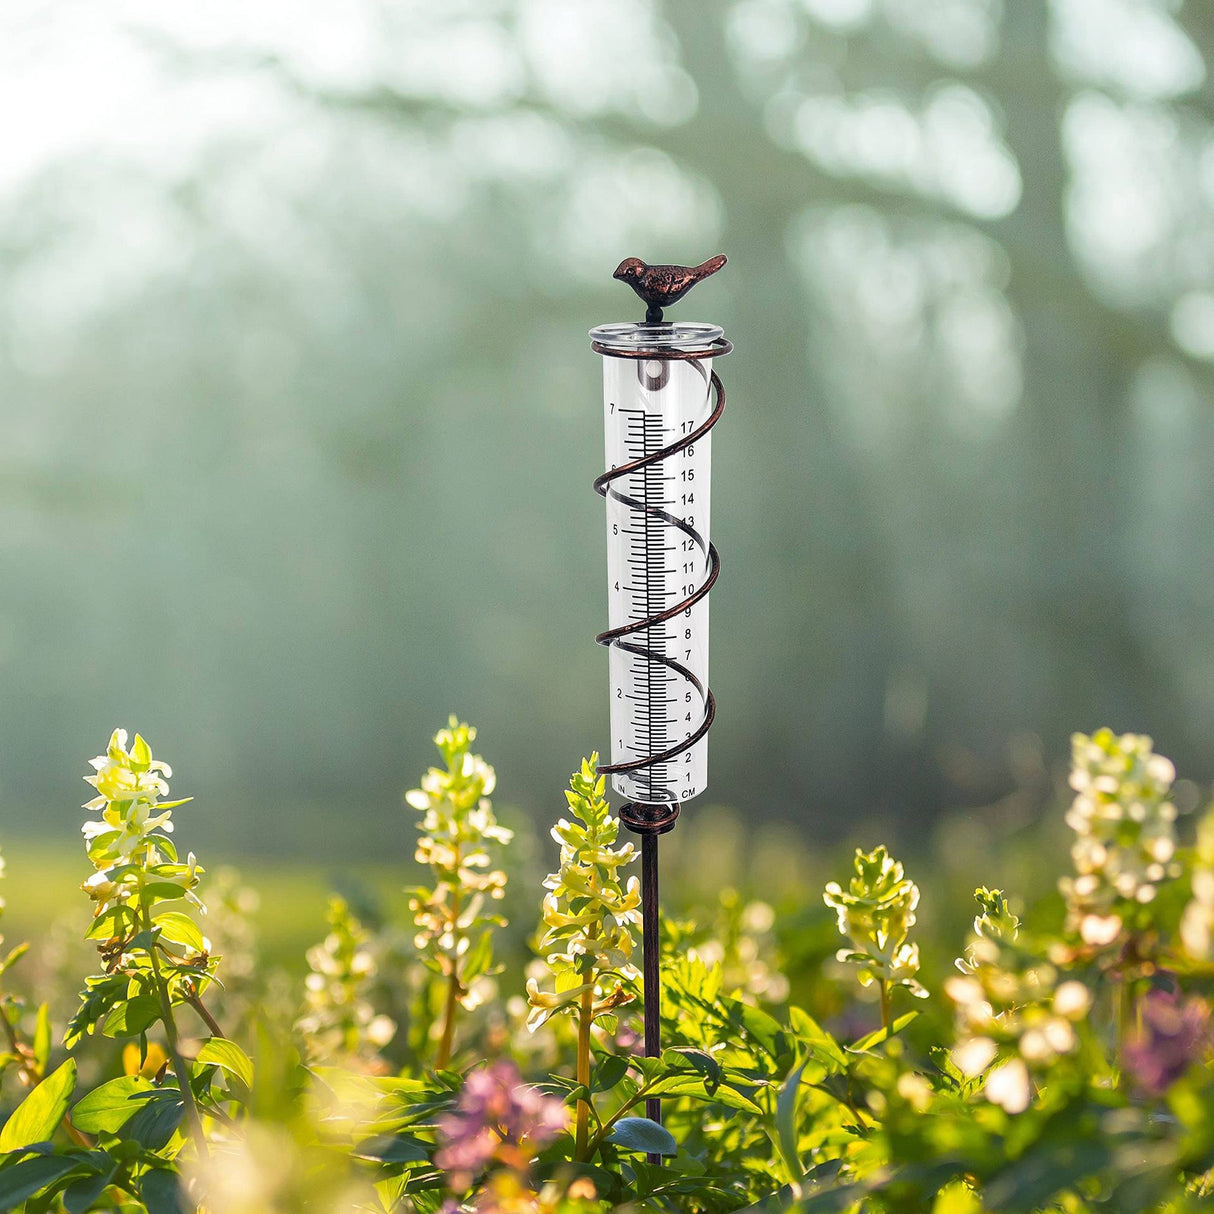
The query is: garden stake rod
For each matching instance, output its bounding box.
[590,257,731,1160]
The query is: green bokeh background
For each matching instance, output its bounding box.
[3,0,1214,867]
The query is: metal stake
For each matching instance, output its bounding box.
[590,259,732,1168]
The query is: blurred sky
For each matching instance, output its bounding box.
[2,0,1213,857]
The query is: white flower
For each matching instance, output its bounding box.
[1079,913,1122,947]
[1052,980,1091,1019]
[953,1036,998,1078]
[1060,730,1181,934]
[1041,1017,1075,1055]
[985,1058,1031,1114]
[896,1072,932,1111]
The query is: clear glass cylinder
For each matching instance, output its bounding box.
[591,322,721,805]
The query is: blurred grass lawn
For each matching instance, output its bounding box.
[1,838,415,976]
[0,800,1073,987]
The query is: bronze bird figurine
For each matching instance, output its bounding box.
[613,254,727,323]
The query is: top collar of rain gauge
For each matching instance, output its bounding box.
[589,321,730,360]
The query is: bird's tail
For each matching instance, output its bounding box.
[696,254,727,278]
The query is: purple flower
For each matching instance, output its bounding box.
[436,1060,567,1190]
[1123,989,1211,1096]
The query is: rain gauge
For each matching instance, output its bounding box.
[593,324,724,806]
[589,256,731,1140]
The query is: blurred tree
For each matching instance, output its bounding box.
[0,1,1211,852]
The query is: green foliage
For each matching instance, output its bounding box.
[0,1061,76,1151]
[2,720,1214,1213]
[0,850,44,1092]
[606,1116,676,1156]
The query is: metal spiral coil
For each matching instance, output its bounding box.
[591,336,731,835]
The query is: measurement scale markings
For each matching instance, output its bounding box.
[597,362,725,800]
[606,400,711,797]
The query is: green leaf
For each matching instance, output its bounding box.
[559,1083,592,1108]
[121,1092,184,1151]
[32,1005,50,1075]
[591,1054,629,1093]
[532,1074,583,1098]
[102,995,161,1039]
[850,1011,919,1054]
[606,1117,677,1156]
[125,930,159,954]
[554,966,584,995]
[64,974,129,1048]
[774,1061,806,1188]
[152,912,205,953]
[728,1183,813,1214]
[932,1182,983,1213]
[139,1168,183,1214]
[196,1038,254,1090]
[706,1083,764,1115]
[130,734,152,770]
[646,1073,718,1102]
[71,1076,155,1134]
[395,1166,447,1196]
[633,1055,664,1083]
[789,1007,848,1072]
[141,882,191,906]
[0,1059,77,1150]
[461,930,493,982]
[0,1156,82,1212]
[0,943,28,977]
[86,905,136,942]
[730,1001,789,1062]
[352,1134,430,1164]
[64,1165,116,1214]
[984,1139,1113,1213]
[665,1047,721,1094]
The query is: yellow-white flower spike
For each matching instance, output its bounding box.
[407,718,511,1016]
[1059,729,1181,945]
[824,845,927,1001]
[526,756,639,1032]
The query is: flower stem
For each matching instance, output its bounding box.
[436,968,461,1071]
[436,853,463,1071]
[575,978,594,1161]
[879,980,891,1036]
[141,897,208,1158]
[1118,975,1136,1063]
[62,1117,93,1149]
[0,992,38,1086]
[185,991,225,1039]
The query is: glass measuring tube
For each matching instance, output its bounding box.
[591,322,722,806]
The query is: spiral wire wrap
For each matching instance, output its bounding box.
[591,337,730,835]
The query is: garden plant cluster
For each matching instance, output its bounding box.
[0,722,1212,1211]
